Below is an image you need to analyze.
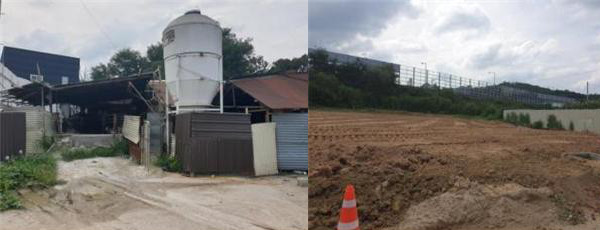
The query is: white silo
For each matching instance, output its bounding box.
[162,9,223,112]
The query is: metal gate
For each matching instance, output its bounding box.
[272,113,308,171]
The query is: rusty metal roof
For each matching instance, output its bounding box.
[230,72,307,110]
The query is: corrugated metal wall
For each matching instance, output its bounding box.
[123,115,141,144]
[272,113,308,171]
[175,112,254,175]
[0,112,26,162]
[6,107,54,154]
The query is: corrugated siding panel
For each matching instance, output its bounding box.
[0,112,26,162]
[175,112,254,175]
[6,107,54,154]
[272,113,308,170]
[123,115,141,144]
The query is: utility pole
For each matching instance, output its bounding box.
[587,81,589,102]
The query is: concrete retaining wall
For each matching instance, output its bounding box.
[503,109,600,134]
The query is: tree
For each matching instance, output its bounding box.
[146,42,165,79]
[269,54,308,73]
[107,48,149,77]
[222,28,268,79]
[90,48,149,80]
[90,28,267,81]
[90,63,111,81]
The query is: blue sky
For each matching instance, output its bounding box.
[0,0,307,80]
[309,0,600,93]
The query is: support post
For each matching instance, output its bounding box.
[165,83,170,156]
[412,67,416,86]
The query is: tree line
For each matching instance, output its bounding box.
[309,49,545,119]
[90,28,307,81]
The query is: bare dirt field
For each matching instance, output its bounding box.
[309,110,600,230]
[0,157,307,230]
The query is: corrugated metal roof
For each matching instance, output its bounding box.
[230,73,308,110]
[1,46,80,85]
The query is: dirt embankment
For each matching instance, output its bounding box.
[309,110,600,230]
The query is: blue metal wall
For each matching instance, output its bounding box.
[273,113,308,171]
[1,46,80,85]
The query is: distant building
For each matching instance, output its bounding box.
[1,46,80,86]
[309,48,401,73]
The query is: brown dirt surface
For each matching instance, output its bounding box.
[308,110,600,230]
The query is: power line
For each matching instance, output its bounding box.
[78,0,117,50]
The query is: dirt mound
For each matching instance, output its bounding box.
[392,181,557,230]
[309,144,457,229]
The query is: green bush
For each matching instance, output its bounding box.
[111,138,129,156]
[505,112,519,125]
[518,113,531,126]
[0,154,57,211]
[532,121,544,129]
[547,114,564,130]
[569,121,575,131]
[36,135,55,152]
[154,155,182,172]
[0,191,21,211]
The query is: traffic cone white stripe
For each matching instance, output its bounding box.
[341,199,356,208]
[338,219,359,230]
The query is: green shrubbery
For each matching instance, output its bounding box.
[505,112,532,127]
[532,121,544,129]
[154,155,182,172]
[569,121,575,131]
[37,135,55,152]
[0,154,57,211]
[61,138,128,162]
[309,49,540,120]
[546,114,564,130]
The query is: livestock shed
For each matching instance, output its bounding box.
[7,73,156,134]
[228,72,308,171]
[1,46,80,86]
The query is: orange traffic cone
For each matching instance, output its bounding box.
[337,184,359,230]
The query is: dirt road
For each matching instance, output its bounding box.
[309,110,600,230]
[0,157,307,230]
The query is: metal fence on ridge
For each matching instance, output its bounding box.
[314,49,579,106]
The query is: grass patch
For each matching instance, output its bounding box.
[36,135,55,152]
[61,138,129,162]
[154,154,182,172]
[0,154,57,211]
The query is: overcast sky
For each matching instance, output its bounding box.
[0,0,307,80]
[309,0,600,94]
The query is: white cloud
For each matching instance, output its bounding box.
[0,0,307,77]
[309,0,600,93]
